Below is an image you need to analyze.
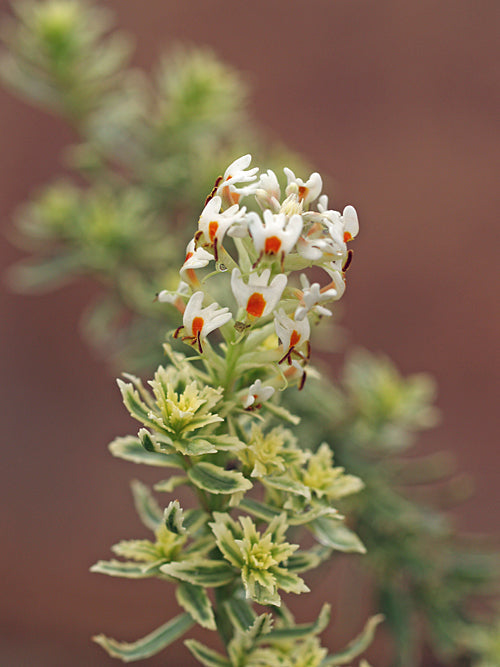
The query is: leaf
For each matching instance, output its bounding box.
[309,518,366,554]
[239,498,281,522]
[130,480,162,530]
[286,548,326,573]
[323,614,384,665]
[188,462,252,495]
[224,597,257,633]
[262,603,331,641]
[160,559,235,587]
[164,500,186,535]
[93,613,194,662]
[185,640,231,667]
[263,401,301,425]
[154,476,189,493]
[176,582,216,630]
[90,560,160,579]
[109,436,184,468]
[117,379,158,429]
[264,475,311,499]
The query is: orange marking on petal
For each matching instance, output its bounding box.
[246,292,266,318]
[184,251,194,262]
[290,330,301,347]
[298,185,308,201]
[192,316,204,337]
[208,221,219,242]
[186,268,198,284]
[264,236,282,255]
[344,231,353,242]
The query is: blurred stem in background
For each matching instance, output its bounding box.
[1,1,498,666]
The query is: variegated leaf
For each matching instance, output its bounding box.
[131,479,162,530]
[188,462,252,495]
[93,613,193,662]
[160,558,235,587]
[322,614,384,665]
[185,639,231,667]
[309,518,366,554]
[90,559,159,579]
[176,582,216,630]
[109,435,184,468]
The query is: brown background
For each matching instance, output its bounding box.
[0,1,498,665]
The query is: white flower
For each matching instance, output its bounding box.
[197,195,247,258]
[284,167,322,206]
[157,280,190,307]
[179,239,213,278]
[342,205,359,241]
[274,308,311,356]
[248,210,303,263]
[294,274,337,321]
[242,379,275,409]
[255,169,281,211]
[176,291,232,351]
[323,263,346,300]
[297,233,342,262]
[231,268,287,319]
[216,154,259,205]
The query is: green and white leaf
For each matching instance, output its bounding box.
[263,401,301,425]
[90,559,161,579]
[109,436,184,468]
[117,379,158,429]
[131,479,162,530]
[93,613,194,662]
[188,462,252,495]
[161,558,235,587]
[264,474,311,499]
[322,614,384,665]
[263,603,331,642]
[185,640,231,667]
[154,475,189,493]
[224,597,257,633]
[309,518,366,554]
[164,500,186,535]
[175,582,216,630]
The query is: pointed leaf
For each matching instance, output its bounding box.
[117,379,158,429]
[131,480,162,530]
[239,498,281,522]
[264,475,311,499]
[164,500,186,535]
[185,640,231,667]
[309,518,366,554]
[323,614,384,665]
[262,604,331,642]
[109,436,184,468]
[188,462,252,495]
[264,401,300,425]
[93,613,194,662]
[224,597,257,633]
[176,582,216,630]
[154,476,189,493]
[90,560,160,579]
[161,559,235,587]
[286,546,331,572]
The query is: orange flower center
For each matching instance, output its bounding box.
[290,330,301,347]
[192,316,204,336]
[208,221,219,242]
[246,292,266,318]
[298,185,308,201]
[344,231,353,242]
[264,236,282,255]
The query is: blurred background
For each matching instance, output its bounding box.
[0,0,498,665]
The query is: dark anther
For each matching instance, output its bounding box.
[343,249,353,272]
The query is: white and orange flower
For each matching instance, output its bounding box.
[274,309,311,362]
[242,379,275,409]
[180,239,213,281]
[248,210,303,266]
[294,274,338,321]
[174,291,232,352]
[284,167,322,206]
[231,268,287,319]
[197,195,247,260]
[216,154,259,206]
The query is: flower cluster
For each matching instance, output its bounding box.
[160,154,359,394]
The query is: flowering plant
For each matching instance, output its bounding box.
[92,155,383,665]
